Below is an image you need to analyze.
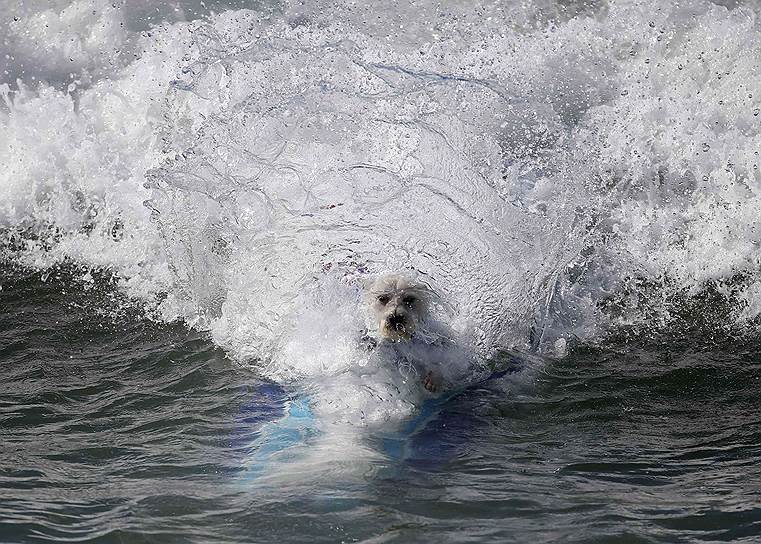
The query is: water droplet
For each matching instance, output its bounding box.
[648,21,655,28]
[678,64,684,70]
[620,89,629,96]
[754,108,759,117]
[702,143,710,152]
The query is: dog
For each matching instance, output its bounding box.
[364,274,444,392]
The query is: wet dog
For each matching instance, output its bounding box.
[365,274,443,392]
[367,274,428,342]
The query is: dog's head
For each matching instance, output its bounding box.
[366,274,429,342]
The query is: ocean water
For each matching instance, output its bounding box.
[2,0,761,541]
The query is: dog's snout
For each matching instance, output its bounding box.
[387,313,406,330]
[368,275,425,341]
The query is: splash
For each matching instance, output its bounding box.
[2,0,761,408]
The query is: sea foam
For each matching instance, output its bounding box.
[3,0,761,400]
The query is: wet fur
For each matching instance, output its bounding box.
[365,274,442,391]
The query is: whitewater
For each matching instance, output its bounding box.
[5,0,761,355]
[2,0,761,539]
[5,0,761,436]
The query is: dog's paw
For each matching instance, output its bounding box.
[423,370,440,393]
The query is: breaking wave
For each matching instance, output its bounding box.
[3,0,761,412]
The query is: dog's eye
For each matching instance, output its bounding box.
[377,294,390,305]
[402,295,416,307]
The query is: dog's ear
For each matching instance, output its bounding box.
[412,282,454,315]
[408,280,433,300]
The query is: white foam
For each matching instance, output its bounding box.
[3,1,761,432]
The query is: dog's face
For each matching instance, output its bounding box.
[366,274,428,342]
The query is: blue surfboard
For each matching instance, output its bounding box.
[238,392,317,482]
[238,354,523,480]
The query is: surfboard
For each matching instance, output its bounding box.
[243,352,521,481]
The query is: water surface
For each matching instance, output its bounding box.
[3,268,760,543]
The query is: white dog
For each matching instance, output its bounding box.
[364,274,446,392]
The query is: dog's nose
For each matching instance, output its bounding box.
[387,314,406,330]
